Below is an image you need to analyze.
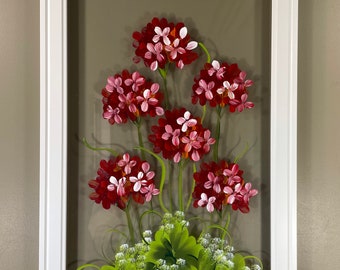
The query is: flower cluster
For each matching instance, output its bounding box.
[102,70,164,125]
[132,17,198,70]
[88,153,159,210]
[198,232,261,270]
[81,16,263,270]
[148,108,215,163]
[192,60,254,112]
[193,160,258,213]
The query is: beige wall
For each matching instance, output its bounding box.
[297,0,340,269]
[1,0,340,269]
[0,0,39,269]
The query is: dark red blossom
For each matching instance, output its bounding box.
[102,70,164,125]
[132,17,198,71]
[88,153,159,210]
[148,108,215,163]
[192,60,254,112]
[192,160,258,213]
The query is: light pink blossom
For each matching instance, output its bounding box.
[117,153,137,174]
[198,193,216,213]
[195,79,215,100]
[217,80,239,99]
[176,111,197,132]
[140,183,160,202]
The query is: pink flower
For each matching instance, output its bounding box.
[108,176,127,197]
[202,130,216,152]
[140,183,160,202]
[208,60,226,79]
[149,108,214,163]
[204,172,222,193]
[145,42,165,71]
[165,38,186,60]
[229,94,254,112]
[130,162,155,192]
[223,164,242,185]
[117,153,137,174]
[136,83,163,115]
[234,71,253,90]
[88,154,159,210]
[133,17,198,71]
[198,193,216,213]
[176,111,197,132]
[153,26,171,45]
[195,79,215,100]
[240,183,258,203]
[124,71,145,92]
[103,105,123,124]
[217,80,239,99]
[223,183,242,204]
[106,76,124,94]
[161,125,181,146]
[102,70,164,125]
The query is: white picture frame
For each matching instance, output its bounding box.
[39,0,298,269]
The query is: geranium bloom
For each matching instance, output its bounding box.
[192,160,258,213]
[102,70,164,125]
[197,193,216,213]
[192,59,254,112]
[148,108,215,163]
[132,17,198,71]
[88,153,159,210]
[140,183,160,202]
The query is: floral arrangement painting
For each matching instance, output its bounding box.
[79,17,262,270]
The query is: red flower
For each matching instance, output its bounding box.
[132,17,198,71]
[192,60,254,112]
[88,153,159,210]
[148,108,215,163]
[102,70,164,125]
[192,160,257,213]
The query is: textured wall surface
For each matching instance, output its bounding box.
[297,0,340,269]
[0,0,39,269]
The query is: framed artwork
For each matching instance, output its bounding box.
[39,0,298,269]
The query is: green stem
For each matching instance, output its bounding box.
[213,106,222,162]
[221,211,231,240]
[198,42,211,63]
[201,104,207,124]
[135,118,145,159]
[168,160,173,213]
[234,142,249,164]
[125,201,135,244]
[243,255,264,270]
[82,137,119,156]
[178,160,184,211]
[158,67,170,109]
[135,147,169,213]
[185,162,197,211]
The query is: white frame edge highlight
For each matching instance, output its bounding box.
[39,0,67,269]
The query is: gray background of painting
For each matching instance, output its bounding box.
[66,0,270,268]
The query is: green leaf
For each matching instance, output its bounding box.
[100,266,116,270]
[232,254,246,270]
[197,250,215,270]
[216,264,230,270]
[76,264,101,270]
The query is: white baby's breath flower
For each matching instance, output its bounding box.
[115,252,125,260]
[143,230,153,237]
[176,258,186,266]
[119,243,129,252]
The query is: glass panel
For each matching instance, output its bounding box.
[67,1,271,269]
